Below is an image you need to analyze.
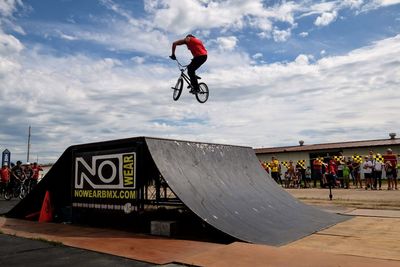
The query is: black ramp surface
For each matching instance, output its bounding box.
[145,138,349,246]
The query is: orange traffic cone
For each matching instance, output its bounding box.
[39,191,53,223]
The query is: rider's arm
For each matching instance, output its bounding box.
[171,38,187,56]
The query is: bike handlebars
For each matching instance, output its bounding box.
[170,57,188,71]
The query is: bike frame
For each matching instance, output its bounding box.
[175,59,194,88]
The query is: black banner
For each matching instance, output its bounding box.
[72,148,137,214]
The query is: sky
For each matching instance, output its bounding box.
[0,0,399,163]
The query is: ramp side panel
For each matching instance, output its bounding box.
[145,138,347,246]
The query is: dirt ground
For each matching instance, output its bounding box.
[286,187,400,210]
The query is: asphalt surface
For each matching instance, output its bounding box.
[0,234,156,267]
[0,198,179,267]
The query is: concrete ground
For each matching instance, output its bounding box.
[1,189,400,266]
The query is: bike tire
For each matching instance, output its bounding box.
[19,186,27,199]
[195,82,209,103]
[172,78,183,101]
[4,191,11,201]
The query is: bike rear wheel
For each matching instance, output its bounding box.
[172,78,183,101]
[195,82,209,103]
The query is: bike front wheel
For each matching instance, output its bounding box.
[172,78,183,101]
[4,190,11,201]
[19,186,27,199]
[195,82,209,103]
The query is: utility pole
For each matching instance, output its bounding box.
[27,125,31,163]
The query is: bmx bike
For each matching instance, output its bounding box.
[171,58,209,103]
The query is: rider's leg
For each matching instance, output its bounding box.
[188,55,207,91]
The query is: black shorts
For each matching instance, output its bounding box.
[271,172,279,181]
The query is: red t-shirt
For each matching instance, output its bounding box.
[0,168,10,183]
[383,154,397,168]
[31,165,43,180]
[313,159,322,170]
[186,37,207,57]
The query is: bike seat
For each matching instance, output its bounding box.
[196,75,201,79]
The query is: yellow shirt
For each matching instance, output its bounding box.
[270,160,279,172]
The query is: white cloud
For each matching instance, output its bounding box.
[374,0,400,6]
[314,11,338,26]
[294,54,310,65]
[0,0,25,34]
[272,28,291,42]
[144,0,298,37]
[299,32,309,37]
[0,0,22,17]
[0,32,24,54]
[252,53,263,59]
[1,0,400,161]
[340,0,364,9]
[216,36,238,51]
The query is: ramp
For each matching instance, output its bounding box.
[146,138,348,246]
[8,136,348,246]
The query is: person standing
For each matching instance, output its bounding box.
[270,156,281,184]
[385,161,395,190]
[383,148,398,190]
[0,164,10,195]
[312,157,323,188]
[286,160,296,188]
[296,161,307,188]
[305,167,312,188]
[336,152,345,188]
[9,161,24,193]
[362,156,373,190]
[352,157,362,189]
[373,154,384,190]
[31,162,43,190]
[342,162,351,189]
[328,158,337,187]
[347,157,354,186]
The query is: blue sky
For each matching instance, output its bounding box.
[0,0,400,162]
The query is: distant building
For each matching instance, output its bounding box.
[255,133,400,172]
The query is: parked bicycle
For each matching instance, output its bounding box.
[19,178,33,199]
[171,58,209,103]
[4,179,21,200]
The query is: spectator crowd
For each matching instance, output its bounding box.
[261,148,398,190]
[0,161,43,198]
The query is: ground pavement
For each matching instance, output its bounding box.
[1,189,400,266]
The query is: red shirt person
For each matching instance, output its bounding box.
[170,34,207,93]
[0,164,10,183]
[31,162,43,181]
[383,148,398,190]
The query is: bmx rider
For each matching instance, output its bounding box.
[170,34,207,93]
